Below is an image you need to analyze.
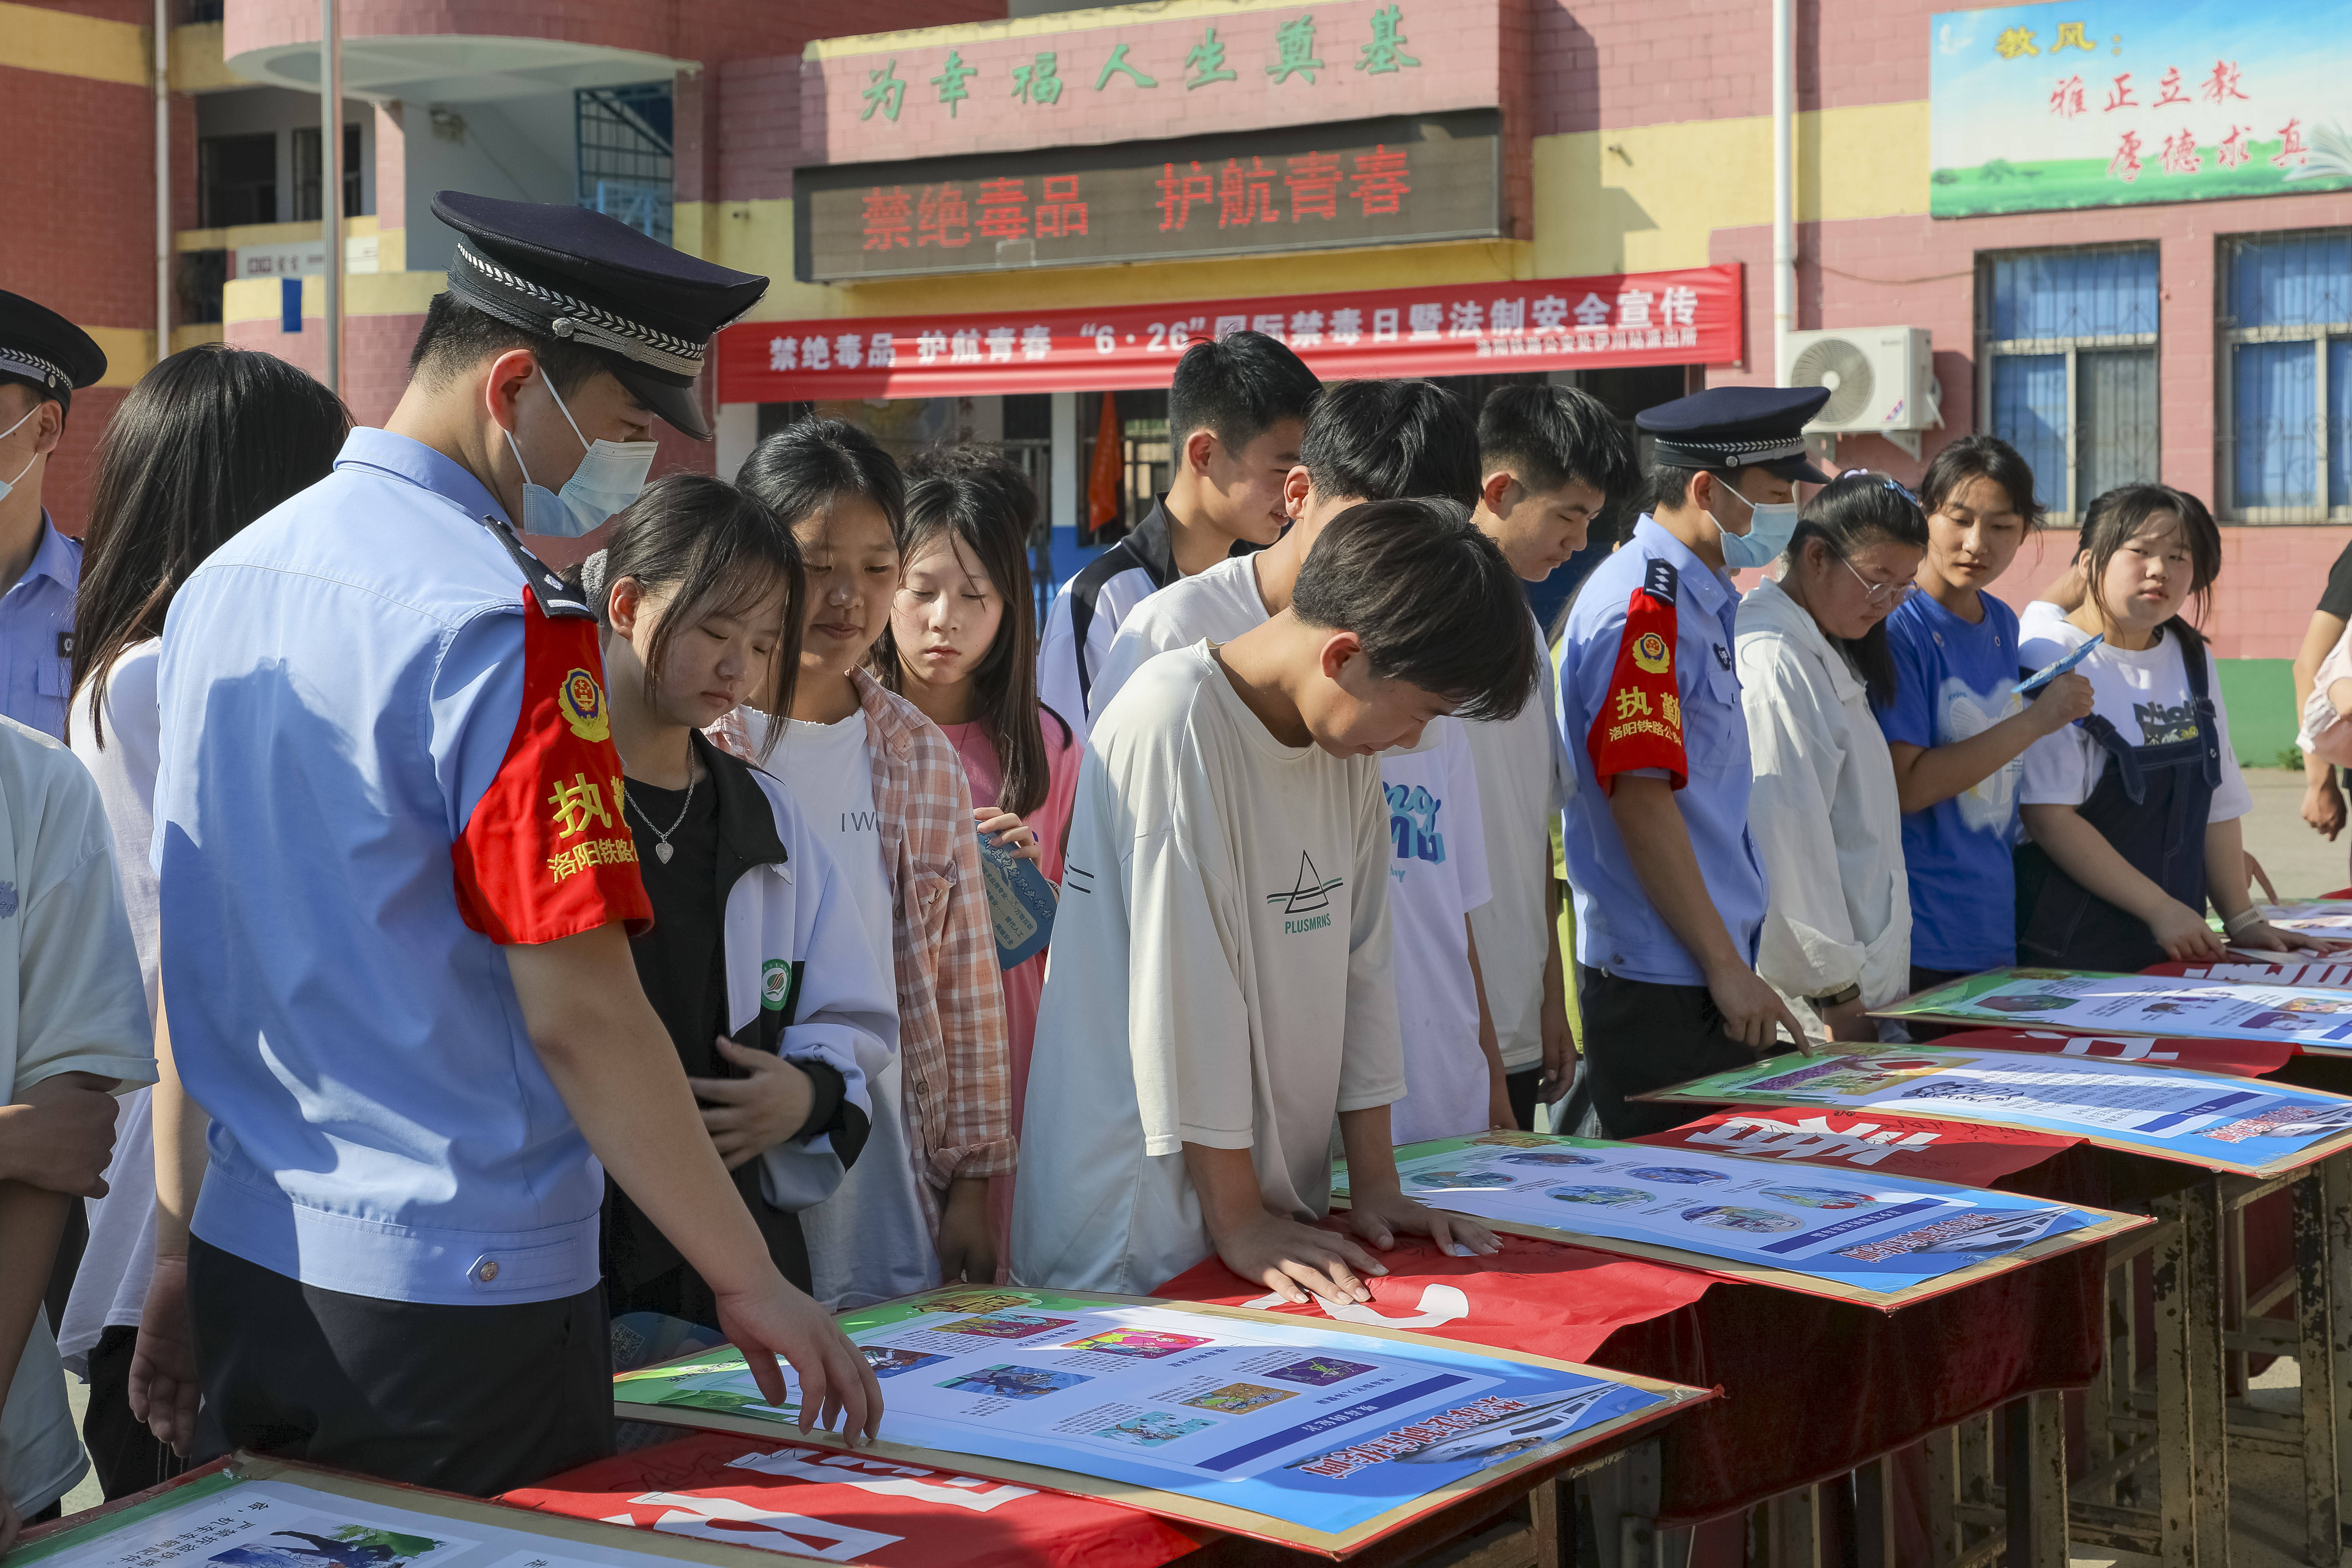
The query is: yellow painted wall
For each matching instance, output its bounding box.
[0,1,148,86]
[223,269,445,325]
[168,21,240,92]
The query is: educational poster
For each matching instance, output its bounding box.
[10,1467,770,1568]
[1925,1027,2296,1078]
[2148,958,2352,992]
[2222,900,2352,936]
[613,1289,1706,1554]
[1877,966,2352,1055]
[1332,1135,2137,1309]
[1644,1044,2352,1178]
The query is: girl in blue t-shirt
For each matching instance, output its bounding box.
[1873,436,2093,991]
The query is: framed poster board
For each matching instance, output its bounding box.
[1874,967,2352,1054]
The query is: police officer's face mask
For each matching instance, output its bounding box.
[0,402,43,505]
[1705,476,1800,570]
[504,376,657,538]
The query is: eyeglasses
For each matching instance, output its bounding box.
[1835,551,1915,606]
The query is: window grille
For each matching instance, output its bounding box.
[1978,245,2162,518]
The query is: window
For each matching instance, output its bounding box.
[197,133,276,228]
[2219,230,2352,521]
[1979,246,2161,517]
[577,85,674,246]
[292,125,363,221]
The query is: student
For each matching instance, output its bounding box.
[1091,380,1509,1141]
[1036,331,1317,741]
[140,194,875,1495]
[580,473,896,1327]
[1738,473,1927,1040]
[2294,540,2352,847]
[1012,498,1533,1301]
[1557,388,1825,1139]
[731,419,1013,1309]
[55,345,347,1503]
[2299,617,2352,779]
[1873,436,2092,994]
[874,447,1079,1240]
[0,729,154,1542]
[2017,484,2326,966]
[1467,386,1639,1123]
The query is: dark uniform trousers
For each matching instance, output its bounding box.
[1567,965,1757,1138]
[190,1237,615,1497]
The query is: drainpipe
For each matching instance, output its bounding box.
[155,0,170,368]
[321,0,341,394]
[1772,0,1794,385]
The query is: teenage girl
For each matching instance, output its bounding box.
[731,420,1014,1308]
[872,447,1079,1246]
[580,473,896,1334]
[2017,484,2328,966]
[1874,436,2093,994]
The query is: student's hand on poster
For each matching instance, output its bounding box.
[1705,963,1812,1057]
[934,1177,997,1284]
[715,1279,884,1444]
[689,1038,815,1170]
[0,1070,119,1197]
[2148,901,2228,962]
[2227,919,2348,958]
[128,1254,203,1455]
[2024,671,2094,735]
[1345,1185,1501,1263]
[973,807,1042,865]
[1215,1209,1392,1306]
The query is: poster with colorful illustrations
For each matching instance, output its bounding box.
[1928,1,2352,216]
[1643,1043,2352,1177]
[1330,1134,2138,1309]
[11,1462,790,1568]
[2217,900,2352,936]
[612,1289,1706,1554]
[1875,967,2352,1055]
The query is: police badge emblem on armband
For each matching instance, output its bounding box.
[1631,631,1671,675]
[557,668,610,741]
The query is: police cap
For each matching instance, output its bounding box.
[432,191,768,440]
[0,290,106,413]
[1636,385,1836,484]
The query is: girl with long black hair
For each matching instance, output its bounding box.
[63,344,348,1500]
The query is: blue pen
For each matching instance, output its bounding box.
[2016,634,2103,696]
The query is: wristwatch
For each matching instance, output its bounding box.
[1807,983,1861,1009]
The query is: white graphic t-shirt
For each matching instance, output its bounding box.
[1380,718,1495,1144]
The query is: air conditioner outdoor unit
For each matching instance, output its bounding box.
[1780,327,1941,460]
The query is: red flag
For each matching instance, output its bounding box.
[1087,392,1123,532]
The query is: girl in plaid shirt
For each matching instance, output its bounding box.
[726,420,1015,1307]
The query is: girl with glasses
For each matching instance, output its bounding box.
[1735,471,1928,1042]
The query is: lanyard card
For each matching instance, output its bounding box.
[2015,634,2101,696]
[976,825,1056,970]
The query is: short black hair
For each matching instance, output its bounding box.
[2078,481,2222,651]
[736,415,907,535]
[1919,433,2045,529]
[1478,384,1638,502]
[1299,379,1476,505]
[1167,330,1320,456]
[1290,497,1538,722]
[1641,462,1749,517]
[404,291,611,399]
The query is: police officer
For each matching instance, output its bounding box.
[136,193,879,1496]
[0,292,106,737]
[1557,387,1832,1137]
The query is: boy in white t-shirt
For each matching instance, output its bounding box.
[1092,381,1511,1136]
[1012,499,1539,1304]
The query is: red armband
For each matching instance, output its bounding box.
[453,586,653,944]
[1586,558,1688,793]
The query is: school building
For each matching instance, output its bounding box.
[4,0,2346,756]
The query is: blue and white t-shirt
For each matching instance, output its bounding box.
[1380,717,1493,1144]
[1876,591,2026,973]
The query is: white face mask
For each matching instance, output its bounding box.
[0,403,42,506]
[504,376,657,538]
[1706,476,1801,570]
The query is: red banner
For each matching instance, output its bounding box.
[1630,1106,2077,1188]
[715,265,1743,402]
[1928,1026,2299,1078]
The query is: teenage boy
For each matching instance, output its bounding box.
[1036,330,1317,741]
[140,193,877,1497]
[1090,381,1511,1140]
[0,718,154,1547]
[1012,499,1535,1302]
[1466,386,1640,1126]
[1557,388,1827,1138]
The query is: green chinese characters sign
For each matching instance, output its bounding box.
[1929,0,2352,216]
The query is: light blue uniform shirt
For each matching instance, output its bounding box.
[154,428,601,1306]
[1558,515,1767,987]
[0,516,80,739]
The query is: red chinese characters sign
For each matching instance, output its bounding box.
[717,265,1742,402]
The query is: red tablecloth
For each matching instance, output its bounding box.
[1925,1026,2299,1076]
[505,1431,1208,1568]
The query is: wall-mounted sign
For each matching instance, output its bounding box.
[1929,1,2352,216]
[795,111,1499,282]
[716,265,1742,403]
